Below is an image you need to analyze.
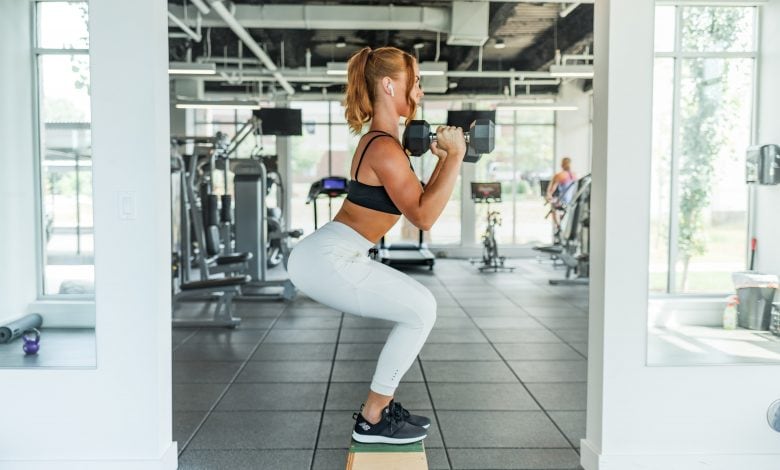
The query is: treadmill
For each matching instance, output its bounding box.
[379,229,435,271]
[306,176,349,229]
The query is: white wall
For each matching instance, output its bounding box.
[0,1,38,326]
[584,1,780,469]
[556,81,592,175]
[0,0,176,468]
[753,0,780,276]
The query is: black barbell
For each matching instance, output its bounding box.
[402,119,495,163]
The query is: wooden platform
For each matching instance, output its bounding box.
[346,440,428,470]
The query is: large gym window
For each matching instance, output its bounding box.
[194,99,556,249]
[649,4,757,294]
[473,108,555,246]
[33,1,94,297]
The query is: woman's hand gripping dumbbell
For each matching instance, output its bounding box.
[402,119,495,162]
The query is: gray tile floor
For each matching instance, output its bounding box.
[173,259,588,470]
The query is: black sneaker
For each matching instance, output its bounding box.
[352,407,427,444]
[390,400,431,429]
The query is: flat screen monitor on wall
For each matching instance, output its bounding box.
[446,110,496,130]
[252,108,303,136]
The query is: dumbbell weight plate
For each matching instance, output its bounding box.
[463,146,482,163]
[469,119,495,155]
[402,120,431,157]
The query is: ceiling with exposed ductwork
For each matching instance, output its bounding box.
[167,0,593,98]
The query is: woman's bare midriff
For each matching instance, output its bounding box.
[333,201,400,245]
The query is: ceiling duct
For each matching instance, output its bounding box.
[419,62,448,93]
[207,0,295,95]
[446,2,489,46]
[169,4,450,32]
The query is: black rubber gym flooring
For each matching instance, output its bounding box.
[172,258,588,470]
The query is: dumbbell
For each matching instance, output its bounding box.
[402,119,495,163]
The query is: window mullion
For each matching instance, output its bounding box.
[31,0,46,297]
[511,111,517,245]
[667,5,684,294]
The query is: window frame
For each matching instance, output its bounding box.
[652,3,760,295]
[31,0,94,300]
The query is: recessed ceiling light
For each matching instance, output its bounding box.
[335,36,346,48]
[494,38,506,49]
[413,40,425,50]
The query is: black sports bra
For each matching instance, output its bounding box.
[346,131,412,215]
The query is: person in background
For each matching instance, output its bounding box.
[545,157,577,232]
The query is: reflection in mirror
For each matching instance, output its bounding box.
[0,0,96,369]
[646,4,780,365]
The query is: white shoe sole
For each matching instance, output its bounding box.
[352,431,427,445]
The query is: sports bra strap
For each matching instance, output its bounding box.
[354,131,396,183]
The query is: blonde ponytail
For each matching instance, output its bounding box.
[344,47,373,134]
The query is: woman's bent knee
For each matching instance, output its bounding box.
[419,290,437,330]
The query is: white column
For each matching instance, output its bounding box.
[0,0,176,467]
[170,78,202,152]
[555,81,593,175]
[584,1,780,469]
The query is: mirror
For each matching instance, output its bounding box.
[646,4,780,365]
[0,1,96,369]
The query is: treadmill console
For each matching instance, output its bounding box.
[306,176,349,203]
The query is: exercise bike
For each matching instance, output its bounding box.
[470,182,515,273]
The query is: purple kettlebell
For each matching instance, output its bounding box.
[22,329,40,355]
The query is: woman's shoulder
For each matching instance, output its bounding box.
[364,133,404,155]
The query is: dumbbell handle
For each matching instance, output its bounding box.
[428,132,472,146]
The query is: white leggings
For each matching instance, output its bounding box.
[287,221,437,396]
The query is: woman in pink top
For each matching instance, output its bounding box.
[545,157,577,229]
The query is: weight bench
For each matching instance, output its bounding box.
[173,275,251,328]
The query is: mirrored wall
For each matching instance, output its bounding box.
[645,4,780,365]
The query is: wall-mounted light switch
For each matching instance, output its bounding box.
[118,192,137,220]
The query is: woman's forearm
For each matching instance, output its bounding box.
[424,157,447,186]
[411,156,462,230]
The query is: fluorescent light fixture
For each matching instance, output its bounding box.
[175,99,260,110]
[326,62,348,75]
[498,102,578,111]
[549,64,594,78]
[168,62,217,75]
[419,61,447,77]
